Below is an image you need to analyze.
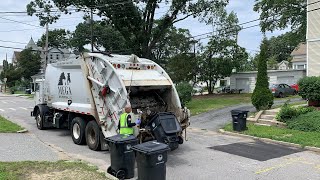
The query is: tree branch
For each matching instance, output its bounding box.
[172,13,195,24]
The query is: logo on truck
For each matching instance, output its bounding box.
[58,72,72,98]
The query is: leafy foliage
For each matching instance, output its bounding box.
[176,82,193,105]
[298,76,320,101]
[27,0,229,58]
[276,103,315,123]
[199,11,248,94]
[0,63,21,88]
[287,111,320,132]
[251,37,274,110]
[152,26,194,65]
[71,21,128,53]
[17,48,41,80]
[253,0,306,43]
[167,54,198,83]
[37,29,71,48]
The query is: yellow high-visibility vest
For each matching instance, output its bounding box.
[119,113,134,135]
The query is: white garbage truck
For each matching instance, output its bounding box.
[31,52,190,151]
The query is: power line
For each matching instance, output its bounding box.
[0,16,42,28]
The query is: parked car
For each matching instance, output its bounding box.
[193,85,204,95]
[290,84,299,92]
[270,84,297,98]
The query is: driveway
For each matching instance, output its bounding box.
[1,94,319,180]
[191,98,304,131]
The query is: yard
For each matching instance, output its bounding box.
[187,93,301,116]
[224,109,320,148]
[0,161,110,180]
[0,115,24,133]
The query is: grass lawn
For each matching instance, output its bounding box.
[187,93,302,116]
[0,115,24,133]
[187,94,252,115]
[224,123,320,148]
[0,160,110,180]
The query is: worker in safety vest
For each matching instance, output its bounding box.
[118,104,141,135]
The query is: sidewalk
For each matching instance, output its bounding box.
[0,133,59,162]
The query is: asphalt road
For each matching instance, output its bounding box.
[1,94,320,180]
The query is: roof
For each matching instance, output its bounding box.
[25,37,39,50]
[278,60,289,66]
[291,42,306,56]
[233,69,305,74]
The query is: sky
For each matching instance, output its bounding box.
[0,0,289,64]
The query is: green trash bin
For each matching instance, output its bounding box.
[132,141,170,180]
[105,134,138,179]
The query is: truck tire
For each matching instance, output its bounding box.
[85,121,101,151]
[35,109,45,130]
[71,117,87,145]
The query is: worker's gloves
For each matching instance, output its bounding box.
[136,119,141,125]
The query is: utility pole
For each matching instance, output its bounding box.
[44,23,49,71]
[90,6,94,52]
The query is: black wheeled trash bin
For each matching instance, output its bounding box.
[132,141,171,180]
[105,134,138,179]
[231,110,249,132]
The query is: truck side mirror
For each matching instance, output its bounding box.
[68,100,72,106]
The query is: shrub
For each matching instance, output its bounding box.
[287,111,320,132]
[276,103,297,122]
[276,103,316,123]
[252,87,274,110]
[298,76,320,101]
[176,82,193,105]
[251,37,274,110]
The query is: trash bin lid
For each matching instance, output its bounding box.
[105,134,138,144]
[231,109,249,115]
[132,141,170,155]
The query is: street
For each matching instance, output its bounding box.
[1,94,320,180]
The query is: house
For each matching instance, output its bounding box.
[230,69,306,93]
[12,37,73,69]
[307,0,320,76]
[277,61,290,70]
[291,42,307,70]
[12,51,21,66]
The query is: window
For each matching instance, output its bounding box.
[297,65,305,69]
[220,80,226,87]
[50,54,53,59]
[56,54,59,60]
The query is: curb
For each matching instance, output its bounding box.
[218,129,320,153]
[17,129,28,133]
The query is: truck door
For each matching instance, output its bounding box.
[35,80,44,105]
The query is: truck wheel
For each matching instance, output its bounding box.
[71,117,87,145]
[35,109,45,130]
[85,121,101,151]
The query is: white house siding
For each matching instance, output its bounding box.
[230,70,306,93]
[307,0,320,76]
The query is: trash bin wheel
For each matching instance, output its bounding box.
[107,166,113,175]
[116,169,126,180]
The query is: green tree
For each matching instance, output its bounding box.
[253,0,306,43]
[16,48,41,81]
[152,26,194,65]
[27,0,228,58]
[71,21,128,52]
[251,37,274,110]
[199,11,248,94]
[0,63,20,88]
[167,53,198,83]
[37,29,71,48]
[267,32,302,63]
[267,55,278,70]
